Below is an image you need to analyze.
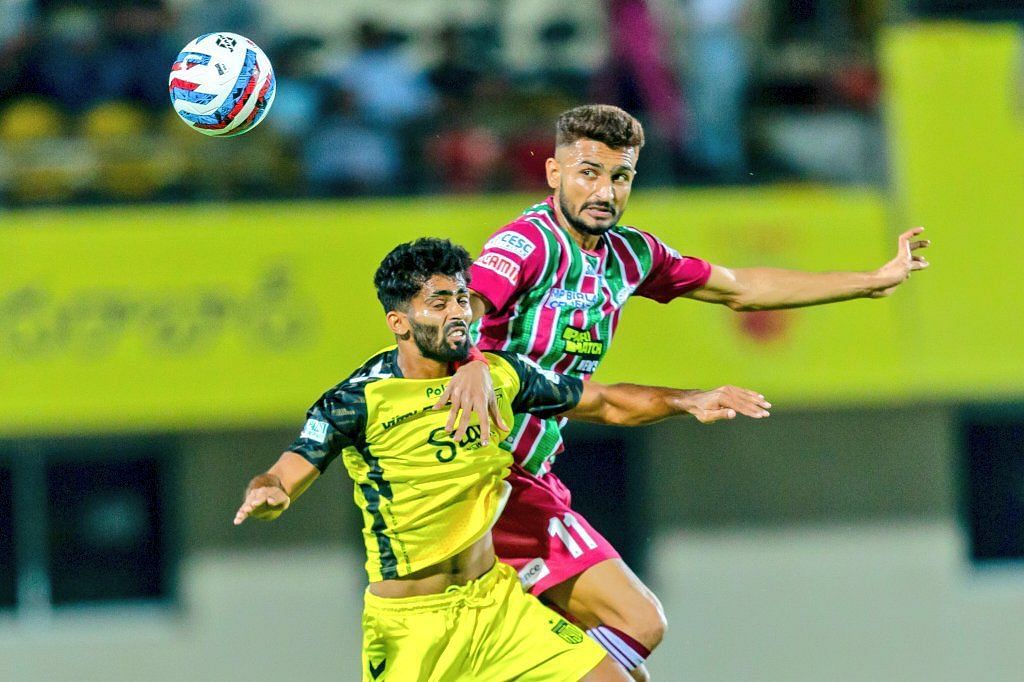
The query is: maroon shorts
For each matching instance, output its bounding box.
[492,463,620,596]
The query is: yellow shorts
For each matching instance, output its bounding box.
[361,561,606,682]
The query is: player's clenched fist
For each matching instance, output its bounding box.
[684,385,771,423]
[234,479,291,525]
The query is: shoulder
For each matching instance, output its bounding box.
[608,224,660,255]
[485,350,560,385]
[318,347,400,409]
[483,223,548,261]
[483,350,522,386]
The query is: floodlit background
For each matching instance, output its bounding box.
[1,1,1023,680]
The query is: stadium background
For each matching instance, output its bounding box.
[1,0,1023,680]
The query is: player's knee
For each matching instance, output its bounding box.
[620,593,667,650]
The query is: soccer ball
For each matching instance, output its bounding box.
[168,33,276,137]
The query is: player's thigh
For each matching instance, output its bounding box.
[493,472,621,596]
[481,562,607,681]
[542,558,666,643]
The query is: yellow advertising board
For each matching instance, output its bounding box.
[2,190,900,436]
[882,23,1024,396]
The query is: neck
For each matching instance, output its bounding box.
[395,343,451,379]
[553,196,601,251]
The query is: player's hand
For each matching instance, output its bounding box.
[870,227,930,297]
[684,386,771,423]
[433,360,508,444]
[233,485,290,525]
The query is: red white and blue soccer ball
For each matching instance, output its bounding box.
[169,33,276,137]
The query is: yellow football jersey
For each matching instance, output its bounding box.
[288,347,582,582]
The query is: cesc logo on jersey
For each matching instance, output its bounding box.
[484,232,536,260]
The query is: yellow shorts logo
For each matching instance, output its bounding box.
[551,618,585,645]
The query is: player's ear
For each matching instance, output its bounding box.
[386,310,410,338]
[545,156,560,190]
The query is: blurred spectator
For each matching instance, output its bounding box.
[268,34,329,140]
[101,1,176,110]
[427,24,483,106]
[0,0,32,45]
[533,19,592,100]
[678,0,754,183]
[0,0,35,106]
[302,87,401,197]
[24,6,109,112]
[177,0,266,46]
[595,0,683,146]
[330,21,438,131]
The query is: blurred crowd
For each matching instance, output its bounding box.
[0,0,995,206]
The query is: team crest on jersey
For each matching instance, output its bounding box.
[300,419,329,443]
[485,232,535,259]
[544,288,598,310]
[476,252,520,284]
[550,618,585,645]
[615,284,635,305]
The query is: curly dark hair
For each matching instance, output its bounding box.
[374,238,473,312]
[555,104,645,150]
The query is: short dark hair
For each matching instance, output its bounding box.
[374,238,473,312]
[555,104,645,150]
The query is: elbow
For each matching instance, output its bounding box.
[721,284,759,311]
[725,296,760,312]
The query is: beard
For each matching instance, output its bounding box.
[558,189,619,237]
[410,318,470,363]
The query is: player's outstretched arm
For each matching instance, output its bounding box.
[564,383,771,426]
[686,228,931,310]
[233,451,320,525]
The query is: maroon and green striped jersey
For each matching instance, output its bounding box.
[469,196,711,475]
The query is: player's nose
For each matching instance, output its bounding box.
[592,179,614,201]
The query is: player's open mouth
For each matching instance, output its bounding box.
[446,326,468,341]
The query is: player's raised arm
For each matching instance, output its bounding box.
[497,350,769,427]
[234,451,319,525]
[564,382,771,426]
[684,227,931,311]
[235,387,360,525]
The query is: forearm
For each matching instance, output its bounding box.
[723,267,879,311]
[569,383,697,426]
[252,451,319,501]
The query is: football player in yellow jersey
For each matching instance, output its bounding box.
[234,238,769,681]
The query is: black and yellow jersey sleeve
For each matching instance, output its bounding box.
[488,351,584,417]
[286,349,402,471]
[287,386,365,472]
